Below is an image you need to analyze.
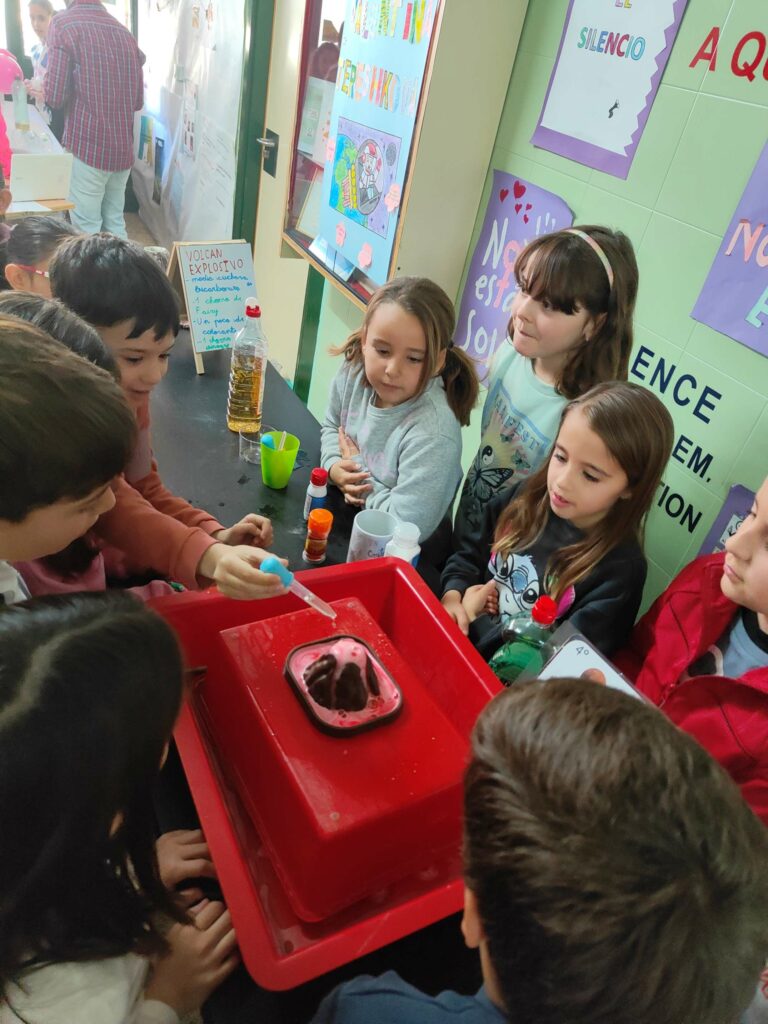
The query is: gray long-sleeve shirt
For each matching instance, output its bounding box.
[320,360,463,539]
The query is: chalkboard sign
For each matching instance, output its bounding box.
[167,240,258,374]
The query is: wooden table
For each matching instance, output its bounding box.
[6,198,74,220]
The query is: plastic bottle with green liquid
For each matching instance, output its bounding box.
[488,595,558,685]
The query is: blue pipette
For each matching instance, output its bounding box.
[260,556,337,620]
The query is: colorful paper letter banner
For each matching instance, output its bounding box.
[532,0,689,179]
[318,0,439,284]
[455,170,573,381]
[691,142,768,362]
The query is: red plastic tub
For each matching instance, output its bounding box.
[151,558,500,989]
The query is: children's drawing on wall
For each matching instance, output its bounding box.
[330,118,401,241]
[297,77,334,168]
[183,81,198,159]
[169,161,184,227]
[317,0,439,283]
[138,115,154,166]
[152,138,165,204]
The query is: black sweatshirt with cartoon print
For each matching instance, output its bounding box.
[442,486,647,658]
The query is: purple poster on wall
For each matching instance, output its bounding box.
[698,484,755,556]
[455,170,573,382]
[531,0,689,179]
[691,142,768,361]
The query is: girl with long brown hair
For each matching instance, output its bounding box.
[442,382,673,657]
[321,276,479,540]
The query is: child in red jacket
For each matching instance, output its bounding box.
[614,475,768,826]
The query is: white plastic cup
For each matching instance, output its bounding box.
[346,509,398,563]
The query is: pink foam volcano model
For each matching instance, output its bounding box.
[285,633,402,735]
[304,638,380,711]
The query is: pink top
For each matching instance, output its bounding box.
[15,549,174,601]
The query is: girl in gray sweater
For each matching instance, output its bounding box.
[321,277,479,539]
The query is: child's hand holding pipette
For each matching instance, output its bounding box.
[198,544,289,601]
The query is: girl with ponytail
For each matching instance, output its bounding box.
[321,276,479,539]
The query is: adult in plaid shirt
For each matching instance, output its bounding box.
[45,0,145,238]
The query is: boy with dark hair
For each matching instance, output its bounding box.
[0,317,135,603]
[615,475,768,826]
[50,234,286,600]
[311,679,768,1024]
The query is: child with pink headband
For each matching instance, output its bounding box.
[455,225,639,540]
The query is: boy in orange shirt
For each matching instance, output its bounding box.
[50,234,286,599]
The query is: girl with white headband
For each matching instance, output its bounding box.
[455,225,639,545]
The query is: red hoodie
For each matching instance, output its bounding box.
[614,553,768,826]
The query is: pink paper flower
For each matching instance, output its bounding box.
[326,136,335,163]
[335,223,346,247]
[358,243,373,269]
[384,183,401,213]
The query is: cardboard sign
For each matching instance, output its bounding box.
[167,240,257,373]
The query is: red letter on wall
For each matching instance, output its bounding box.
[689,26,719,70]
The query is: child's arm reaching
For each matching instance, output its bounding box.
[212,514,273,548]
[441,494,506,634]
[143,901,238,1021]
[461,581,498,623]
[95,479,287,600]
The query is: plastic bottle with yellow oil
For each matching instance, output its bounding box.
[226,297,267,433]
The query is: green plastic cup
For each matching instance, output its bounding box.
[260,431,300,489]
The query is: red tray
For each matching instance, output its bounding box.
[152,559,500,990]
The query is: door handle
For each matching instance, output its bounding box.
[256,130,279,177]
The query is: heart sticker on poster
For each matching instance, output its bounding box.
[499,188,509,203]
[513,180,526,199]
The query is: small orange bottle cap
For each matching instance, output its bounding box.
[308,508,333,536]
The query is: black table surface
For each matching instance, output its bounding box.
[150,337,480,1022]
[151,336,357,569]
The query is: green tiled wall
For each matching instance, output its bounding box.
[308,0,768,610]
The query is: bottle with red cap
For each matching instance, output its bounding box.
[226,297,268,433]
[487,594,558,685]
[303,467,328,520]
